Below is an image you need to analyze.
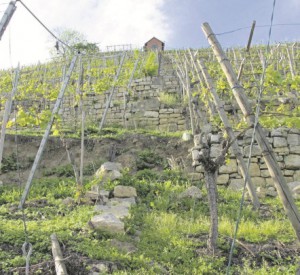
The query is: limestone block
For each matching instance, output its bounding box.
[195,165,204,173]
[290,129,300,134]
[98,162,122,172]
[265,178,274,187]
[144,111,159,118]
[287,134,300,146]
[94,205,130,219]
[107,197,136,207]
[217,174,229,185]
[113,185,137,198]
[294,170,300,181]
[243,145,261,157]
[228,179,244,191]
[285,154,300,169]
[229,173,242,179]
[290,146,300,154]
[261,169,271,178]
[284,170,295,176]
[210,134,220,144]
[90,214,125,234]
[266,187,277,197]
[95,162,122,182]
[249,163,261,177]
[288,181,300,192]
[285,177,294,183]
[191,149,200,161]
[273,137,288,148]
[271,127,288,137]
[169,114,181,118]
[210,146,222,158]
[273,147,289,155]
[143,98,160,111]
[251,177,266,187]
[219,159,238,174]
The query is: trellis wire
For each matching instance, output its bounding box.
[226,0,277,273]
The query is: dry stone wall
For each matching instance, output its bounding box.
[55,73,188,131]
[192,127,300,187]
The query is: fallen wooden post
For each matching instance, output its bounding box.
[51,233,68,275]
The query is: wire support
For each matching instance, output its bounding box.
[226,1,277,274]
[14,98,32,274]
[216,22,300,36]
[17,0,71,50]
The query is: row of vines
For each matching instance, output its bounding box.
[168,43,300,130]
[0,50,158,133]
[0,43,300,136]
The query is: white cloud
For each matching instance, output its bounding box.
[0,0,171,68]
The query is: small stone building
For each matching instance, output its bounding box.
[144,37,165,51]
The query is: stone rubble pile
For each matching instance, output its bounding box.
[87,162,137,234]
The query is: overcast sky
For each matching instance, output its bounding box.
[0,0,299,69]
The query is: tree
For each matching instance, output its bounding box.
[51,28,99,56]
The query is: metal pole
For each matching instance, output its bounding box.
[0,66,20,170]
[0,1,17,40]
[202,22,300,240]
[99,53,126,131]
[19,55,78,209]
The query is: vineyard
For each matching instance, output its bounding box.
[1,25,300,274]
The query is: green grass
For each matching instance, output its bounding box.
[6,125,184,140]
[0,171,299,274]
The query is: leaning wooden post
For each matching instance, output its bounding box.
[76,57,84,187]
[0,66,20,171]
[51,234,68,275]
[184,62,196,135]
[198,59,260,209]
[123,55,140,127]
[19,55,78,209]
[202,22,300,240]
[286,46,295,79]
[188,48,217,117]
[99,53,126,131]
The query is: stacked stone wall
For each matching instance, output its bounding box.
[192,127,300,187]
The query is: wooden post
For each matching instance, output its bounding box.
[188,48,217,117]
[123,55,140,127]
[61,138,80,185]
[76,56,84,186]
[202,22,300,240]
[99,53,126,131]
[286,46,295,79]
[0,66,20,171]
[198,59,260,209]
[19,55,78,209]
[80,111,85,186]
[51,234,68,275]
[237,20,256,81]
[174,61,196,135]
[185,62,196,135]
